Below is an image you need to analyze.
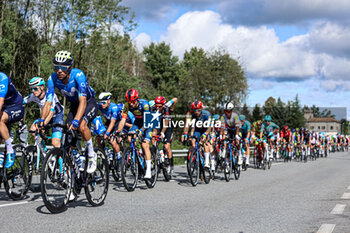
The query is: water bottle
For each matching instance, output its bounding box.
[72,149,82,168]
[160,150,165,163]
[106,147,113,161]
[117,153,121,163]
[79,155,85,171]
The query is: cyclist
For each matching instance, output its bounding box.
[117,89,153,179]
[39,51,98,173]
[97,92,123,161]
[151,96,178,175]
[182,101,213,169]
[260,115,279,160]
[24,77,64,148]
[0,72,24,168]
[239,114,251,166]
[219,103,242,166]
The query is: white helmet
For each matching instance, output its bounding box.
[99,92,112,100]
[224,102,234,111]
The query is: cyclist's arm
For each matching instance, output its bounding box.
[42,76,55,121]
[106,119,116,134]
[183,111,191,134]
[0,97,4,112]
[73,96,87,123]
[0,75,8,111]
[117,103,129,132]
[44,109,54,125]
[169,97,178,112]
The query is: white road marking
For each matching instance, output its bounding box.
[331,204,346,215]
[341,193,350,199]
[0,198,42,208]
[317,224,336,233]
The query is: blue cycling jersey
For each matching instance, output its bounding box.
[241,120,251,137]
[0,72,23,107]
[92,116,107,135]
[46,68,95,104]
[98,102,120,121]
[190,109,212,130]
[123,99,150,127]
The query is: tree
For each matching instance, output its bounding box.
[241,103,252,122]
[252,104,263,122]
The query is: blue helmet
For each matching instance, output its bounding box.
[29,77,45,88]
[264,115,272,121]
[239,114,246,120]
[213,114,220,121]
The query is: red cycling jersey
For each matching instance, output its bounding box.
[280,129,291,139]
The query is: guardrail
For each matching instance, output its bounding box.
[0,144,254,157]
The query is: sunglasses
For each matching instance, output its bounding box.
[54,65,70,72]
[129,100,137,105]
[100,100,108,105]
[155,104,163,108]
[266,120,271,123]
[195,109,202,112]
[31,87,40,92]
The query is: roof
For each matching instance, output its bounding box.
[307,117,340,123]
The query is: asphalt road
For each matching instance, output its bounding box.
[1,152,350,233]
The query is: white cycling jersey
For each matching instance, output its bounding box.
[24,92,64,114]
[220,112,241,130]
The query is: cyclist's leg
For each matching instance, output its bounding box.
[142,128,153,178]
[51,111,64,148]
[1,104,24,168]
[67,97,98,173]
[163,128,174,171]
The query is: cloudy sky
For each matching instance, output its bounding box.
[124,0,350,118]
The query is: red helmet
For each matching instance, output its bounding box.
[191,101,203,110]
[284,125,289,131]
[125,89,138,102]
[155,96,166,105]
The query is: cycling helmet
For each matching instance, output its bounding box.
[53,50,73,66]
[155,96,166,105]
[296,128,299,131]
[300,127,304,131]
[292,129,296,133]
[264,115,272,121]
[191,101,203,110]
[224,102,234,111]
[283,125,289,131]
[239,114,246,120]
[29,77,45,87]
[213,114,220,121]
[125,89,139,102]
[98,92,112,101]
[149,100,155,107]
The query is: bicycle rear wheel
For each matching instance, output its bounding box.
[188,149,199,186]
[233,156,241,179]
[3,145,31,200]
[121,147,138,192]
[224,151,232,182]
[145,147,158,188]
[40,148,71,214]
[162,157,172,182]
[85,147,109,206]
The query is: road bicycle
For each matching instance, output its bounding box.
[40,123,109,213]
[120,133,158,192]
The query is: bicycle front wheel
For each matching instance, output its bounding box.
[224,151,232,182]
[145,147,158,188]
[121,147,138,192]
[3,145,31,200]
[40,148,71,214]
[189,149,199,186]
[85,147,109,206]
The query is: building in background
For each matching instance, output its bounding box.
[304,109,340,134]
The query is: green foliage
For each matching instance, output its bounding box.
[252,104,263,122]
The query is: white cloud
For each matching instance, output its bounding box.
[159,11,319,80]
[134,33,152,52]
